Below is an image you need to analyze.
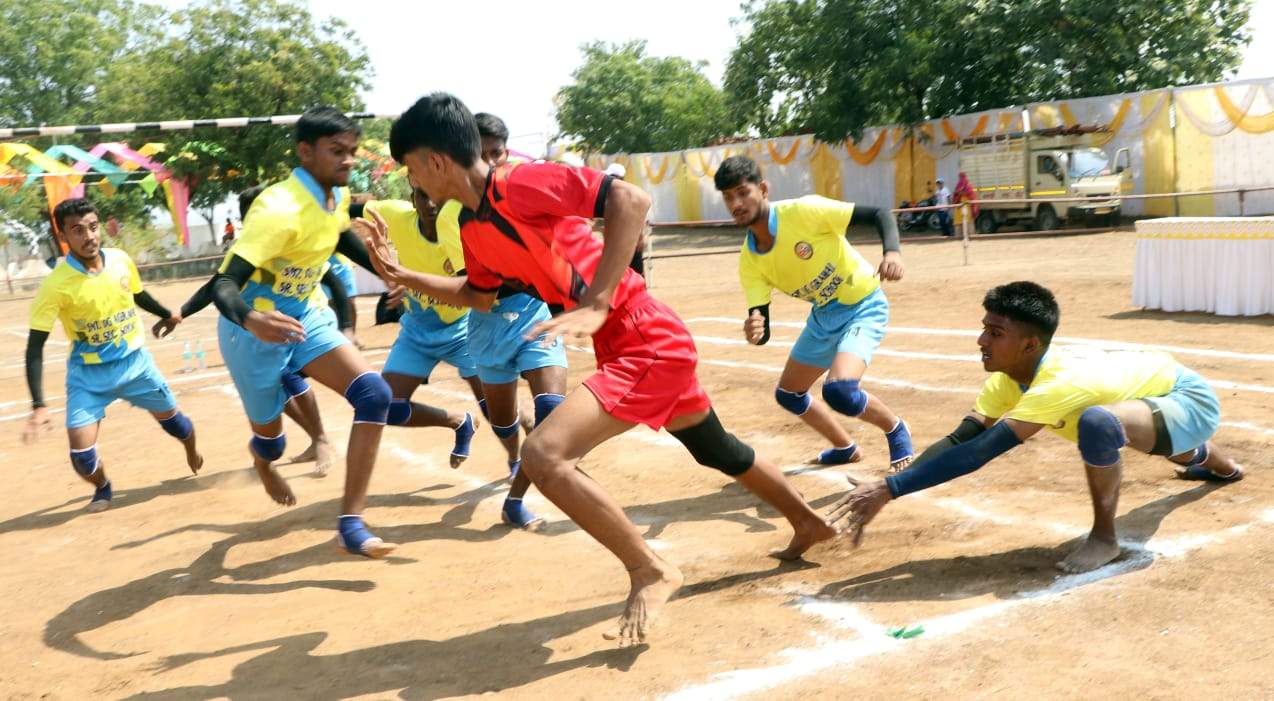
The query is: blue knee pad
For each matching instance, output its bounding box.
[345,372,392,425]
[387,398,412,426]
[774,387,812,416]
[491,416,521,439]
[70,445,99,477]
[281,372,310,399]
[158,411,194,440]
[822,379,868,417]
[250,432,287,462]
[534,393,564,426]
[1077,407,1127,467]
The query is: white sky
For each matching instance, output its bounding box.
[158,0,1271,156]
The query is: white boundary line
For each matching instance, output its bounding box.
[686,317,1274,364]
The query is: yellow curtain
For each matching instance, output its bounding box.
[1141,93,1176,216]
[673,158,702,222]
[1174,90,1216,216]
[810,142,843,199]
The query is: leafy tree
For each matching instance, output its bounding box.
[725,0,1253,141]
[556,41,740,153]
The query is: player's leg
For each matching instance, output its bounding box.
[301,342,394,557]
[119,347,203,474]
[775,356,858,464]
[1146,368,1243,482]
[1060,400,1162,573]
[818,292,913,469]
[248,414,296,506]
[518,387,678,644]
[281,373,335,476]
[66,421,111,511]
[666,406,836,560]
[499,364,569,530]
[383,326,477,467]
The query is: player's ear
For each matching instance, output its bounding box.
[759,180,769,198]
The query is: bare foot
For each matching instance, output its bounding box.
[292,442,319,463]
[771,518,838,560]
[253,460,296,506]
[182,437,204,475]
[602,560,684,646]
[888,455,913,474]
[1057,534,1121,573]
[312,440,335,478]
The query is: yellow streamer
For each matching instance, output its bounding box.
[969,115,989,137]
[1214,86,1274,134]
[941,120,960,144]
[1059,104,1079,127]
[642,155,671,185]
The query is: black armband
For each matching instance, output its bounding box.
[850,205,901,253]
[133,290,172,320]
[25,330,49,408]
[180,279,216,320]
[210,255,256,327]
[911,415,988,465]
[322,268,352,329]
[335,228,376,275]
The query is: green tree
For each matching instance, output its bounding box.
[95,0,372,230]
[556,41,740,153]
[725,0,1253,141]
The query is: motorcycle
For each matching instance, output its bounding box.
[897,196,942,232]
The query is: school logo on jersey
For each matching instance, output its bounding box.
[794,241,813,259]
[443,259,455,275]
[118,274,131,292]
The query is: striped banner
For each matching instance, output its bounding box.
[0,112,398,139]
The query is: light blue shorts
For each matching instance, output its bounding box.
[790,288,890,369]
[323,259,358,298]
[65,348,177,429]
[218,305,348,424]
[383,313,477,380]
[466,293,568,385]
[1144,366,1221,456]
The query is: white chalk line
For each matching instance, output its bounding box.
[686,316,1274,364]
[665,508,1274,701]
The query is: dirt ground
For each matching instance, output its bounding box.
[1,229,1271,700]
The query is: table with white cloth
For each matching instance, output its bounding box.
[352,265,388,296]
[1132,217,1274,316]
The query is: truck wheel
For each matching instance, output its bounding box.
[1035,205,1060,232]
[975,211,998,234]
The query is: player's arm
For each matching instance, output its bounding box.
[352,209,497,311]
[134,289,182,338]
[209,254,306,344]
[321,267,353,330]
[745,304,771,345]
[847,205,904,281]
[334,228,379,276]
[828,415,1041,545]
[582,178,648,311]
[23,330,51,442]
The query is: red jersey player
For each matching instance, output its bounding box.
[355,93,835,646]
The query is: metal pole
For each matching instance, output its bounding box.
[961,203,971,266]
[1239,189,1246,216]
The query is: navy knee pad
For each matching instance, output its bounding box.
[822,379,868,417]
[774,387,812,416]
[345,372,392,425]
[387,398,412,426]
[1077,407,1127,467]
[70,445,99,477]
[158,411,194,440]
[534,393,564,426]
[250,432,287,462]
[281,372,310,399]
[491,416,521,439]
[669,409,756,476]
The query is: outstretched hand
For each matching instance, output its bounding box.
[22,406,51,444]
[826,474,893,547]
[352,209,403,285]
[152,314,182,339]
[527,302,607,347]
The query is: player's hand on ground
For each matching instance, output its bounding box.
[744,310,766,344]
[529,303,607,346]
[353,209,403,284]
[244,310,306,344]
[152,314,182,339]
[384,284,406,308]
[826,474,893,547]
[877,251,904,282]
[22,407,51,444]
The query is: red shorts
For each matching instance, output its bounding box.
[583,291,712,429]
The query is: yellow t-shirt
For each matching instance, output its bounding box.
[738,195,880,309]
[365,199,468,326]
[29,248,145,365]
[223,168,350,318]
[974,346,1179,442]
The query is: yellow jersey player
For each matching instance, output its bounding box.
[24,198,202,512]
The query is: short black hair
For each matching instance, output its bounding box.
[474,112,509,143]
[238,184,267,219]
[296,106,360,145]
[53,198,97,231]
[714,155,763,191]
[389,92,479,167]
[983,281,1060,342]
